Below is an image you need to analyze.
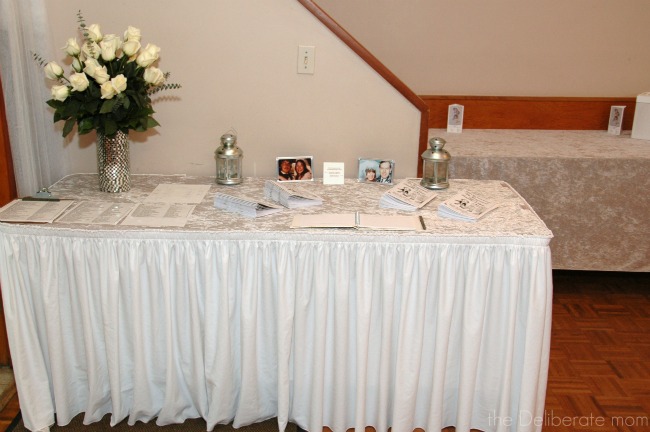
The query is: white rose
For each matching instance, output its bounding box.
[93,66,110,85]
[136,43,160,68]
[81,41,101,59]
[100,34,121,62]
[111,75,127,94]
[44,61,64,80]
[122,39,141,57]
[123,26,141,42]
[62,38,81,56]
[100,81,117,99]
[82,58,101,78]
[72,57,83,72]
[69,73,90,92]
[86,24,102,42]
[51,84,70,102]
[143,67,165,86]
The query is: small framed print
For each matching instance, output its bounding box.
[447,104,464,133]
[607,105,625,135]
[357,158,395,185]
[276,156,314,181]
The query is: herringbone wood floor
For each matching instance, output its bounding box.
[1,271,648,432]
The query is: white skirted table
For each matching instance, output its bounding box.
[0,174,553,432]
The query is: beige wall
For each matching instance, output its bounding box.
[44,0,421,178]
[316,0,650,97]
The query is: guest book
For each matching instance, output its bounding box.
[290,212,424,231]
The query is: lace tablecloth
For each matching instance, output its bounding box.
[32,173,553,243]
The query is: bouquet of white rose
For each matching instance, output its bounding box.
[34,11,180,138]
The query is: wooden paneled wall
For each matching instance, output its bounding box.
[418,95,637,166]
[421,95,636,130]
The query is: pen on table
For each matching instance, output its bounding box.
[21,196,60,202]
[419,215,427,230]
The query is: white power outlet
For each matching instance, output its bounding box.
[297,45,315,74]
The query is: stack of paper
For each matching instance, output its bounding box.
[264,180,323,208]
[379,178,438,211]
[214,193,283,218]
[438,190,499,222]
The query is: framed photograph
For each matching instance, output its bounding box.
[607,105,625,136]
[357,158,395,185]
[276,156,314,181]
[447,104,464,133]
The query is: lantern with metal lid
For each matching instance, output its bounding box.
[215,133,243,185]
[420,137,451,189]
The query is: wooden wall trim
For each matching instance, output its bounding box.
[0,73,16,367]
[422,95,636,131]
[0,73,17,206]
[299,0,429,173]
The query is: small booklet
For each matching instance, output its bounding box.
[264,180,323,208]
[0,199,75,223]
[379,178,438,211]
[438,190,499,222]
[290,212,425,231]
[214,193,283,218]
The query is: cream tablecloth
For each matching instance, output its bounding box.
[429,129,650,271]
[0,174,553,432]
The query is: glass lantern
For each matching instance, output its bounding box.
[420,137,451,189]
[215,133,243,185]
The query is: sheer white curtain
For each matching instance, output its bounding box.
[0,0,69,197]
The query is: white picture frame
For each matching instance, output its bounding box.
[447,104,464,133]
[607,105,625,136]
[357,158,395,185]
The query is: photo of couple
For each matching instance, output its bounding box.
[276,157,314,181]
[358,159,394,184]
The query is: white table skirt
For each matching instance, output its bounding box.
[0,176,553,432]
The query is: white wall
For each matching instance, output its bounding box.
[316,0,650,97]
[44,0,421,178]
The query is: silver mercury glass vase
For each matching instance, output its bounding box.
[96,130,131,192]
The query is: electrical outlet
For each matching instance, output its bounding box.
[298,45,315,74]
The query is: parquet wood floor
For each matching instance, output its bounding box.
[0,271,648,432]
[544,270,650,432]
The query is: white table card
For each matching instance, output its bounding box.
[322,162,345,184]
